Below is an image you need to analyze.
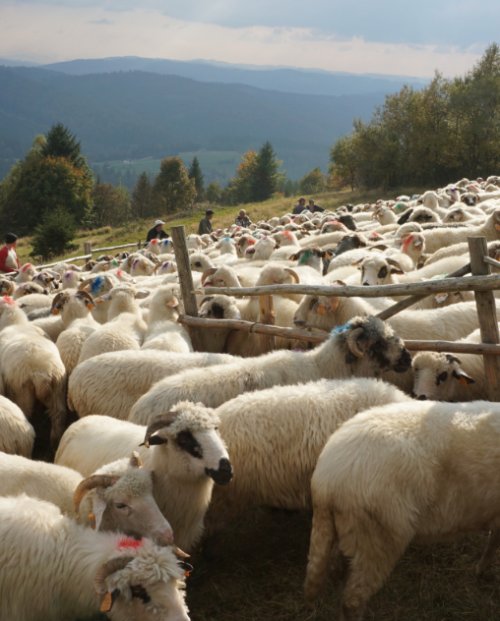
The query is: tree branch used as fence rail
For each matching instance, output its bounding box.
[37,241,142,269]
[179,315,500,355]
[201,273,500,299]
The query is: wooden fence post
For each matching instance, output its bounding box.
[83,242,92,256]
[468,236,500,401]
[171,225,206,352]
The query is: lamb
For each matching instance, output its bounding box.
[0,296,67,447]
[0,451,173,544]
[141,285,193,353]
[0,395,35,457]
[205,378,411,532]
[128,315,411,424]
[68,349,235,419]
[0,495,190,621]
[55,401,233,551]
[304,400,500,620]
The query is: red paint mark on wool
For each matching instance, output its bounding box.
[401,235,414,253]
[2,296,14,305]
[117,537,144,550]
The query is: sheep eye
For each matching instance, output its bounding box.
[378,266,388,278]
[176,430,203,459]
[114,502,128,510]
[436,371,448,385]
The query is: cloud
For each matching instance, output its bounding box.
[0,2,485,77]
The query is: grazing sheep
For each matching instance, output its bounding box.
[304,400,500,620]
[205,378,410,532]
[0,395,35,457]
[0,495,189,621]
[55,401,233,551]
[68,349,235,419]
[0,451,173,544]
[129,315,412,424]
[0,296,67,447]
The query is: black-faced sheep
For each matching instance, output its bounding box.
[128,316,411,424]
[0,495,190,621]
[55,401,233,551]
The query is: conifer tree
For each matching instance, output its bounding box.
[188,157,205,201]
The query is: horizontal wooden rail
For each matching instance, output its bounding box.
[179,315,500,355]
[201,273,500,299]
[484,256,500,269]
[37,241,141,269]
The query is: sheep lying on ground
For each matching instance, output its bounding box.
[68,349,235,419]
[0,395,35,456]
[0,495,190,621]
[304,400,500,620]
[0,451,173,544]
[204,378,410,532]
[129,316,411,424]
[55,401,233,551]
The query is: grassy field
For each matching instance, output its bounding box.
[16,186,422,265]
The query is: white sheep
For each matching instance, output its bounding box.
[304,400,500,620]
[294,292,497,342]
[128,315,412,424]
[205,378,410,532]
[68,349,235,420]
[0,296,67,447]
[0,395,35,456]
[420,207,499,253]
[55,401,233,551]
[141,285,193,353]
[0,451,173,544]
[411,325,500,401]
[77,285,148,364]
[0,495,189,621]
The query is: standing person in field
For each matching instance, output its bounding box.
[0,233,20,274]
[146,219,169,242]
[235,209,252,228]
[198,209,214,235]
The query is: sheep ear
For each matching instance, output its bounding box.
[452,369,476,385]
[386,258,404,274]
[166,296,179,308]
[100,589,120,613]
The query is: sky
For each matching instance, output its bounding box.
[0,0,497,78]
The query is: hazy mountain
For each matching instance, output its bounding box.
[42,56,427,97]
[0,62,403,182]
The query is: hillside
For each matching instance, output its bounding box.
[0,64,388,182]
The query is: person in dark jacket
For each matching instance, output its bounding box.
[198,210,214,235]
[235,209,251,228]
[293,197,307,214]
[146,219,169,242]
[307,199,325,213]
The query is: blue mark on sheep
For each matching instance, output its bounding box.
[90,276,104,295]
[331,322,350,336]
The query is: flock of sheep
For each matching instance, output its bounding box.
[0,174,500,621]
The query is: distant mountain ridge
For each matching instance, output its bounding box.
[0,57,426,182]
[42,56,427,97]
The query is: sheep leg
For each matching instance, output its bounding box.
[304,505,338,600]
[476,529,500,576]
[339,534,408,621]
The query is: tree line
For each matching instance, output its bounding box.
[0,128,329,257]
[330,44,500,191]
